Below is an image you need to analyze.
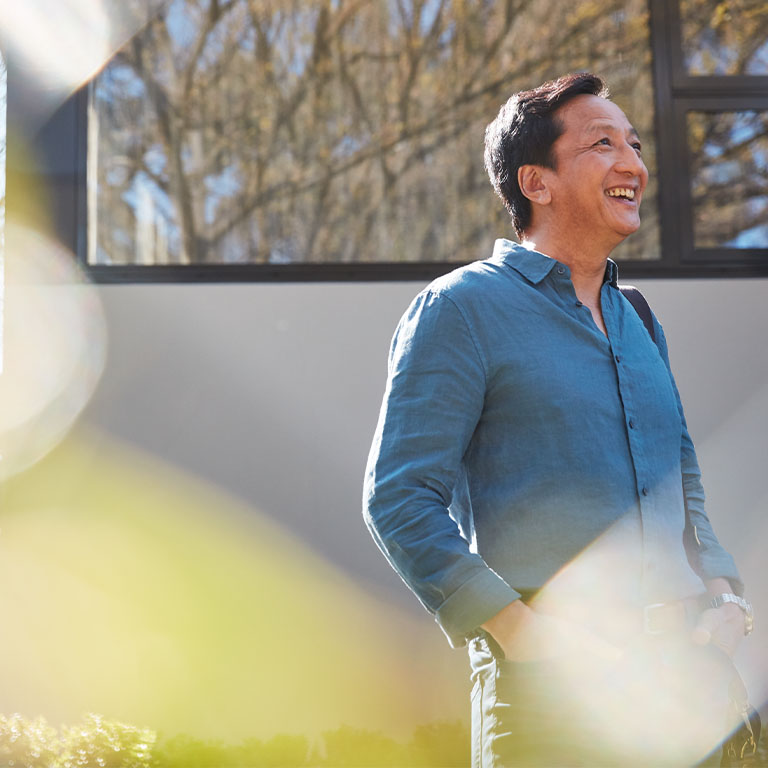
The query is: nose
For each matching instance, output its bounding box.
[615,142,647,181]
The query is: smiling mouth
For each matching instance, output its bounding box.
[606,187,636,201]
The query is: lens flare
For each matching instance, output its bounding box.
[0,432,466,742]
[0,0,111,92]
[521,510,765,765]
[0,0,167,108]
[0,224,106,481]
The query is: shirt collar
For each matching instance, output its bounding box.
[492,238,619,287]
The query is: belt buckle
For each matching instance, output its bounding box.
[643,603,667,635]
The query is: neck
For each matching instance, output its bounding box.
[521,230,613,307]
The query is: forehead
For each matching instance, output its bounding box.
[555,94,637,138]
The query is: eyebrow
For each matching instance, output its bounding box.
[586,121,641,140]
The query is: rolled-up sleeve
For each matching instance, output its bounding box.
[653,317,743,595]
[363,289,520,647]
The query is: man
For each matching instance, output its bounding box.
[363,73,752,766]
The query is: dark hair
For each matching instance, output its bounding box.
[484,73,609,237]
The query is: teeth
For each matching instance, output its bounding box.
[606,187,635,200]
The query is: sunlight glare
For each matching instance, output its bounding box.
[0,224,106,481]
[0,432,464,741]
[523,508,764,765]
[0,0,112,92]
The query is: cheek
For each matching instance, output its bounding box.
[640,163,650,190]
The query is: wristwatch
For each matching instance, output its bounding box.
[711,593,754,636]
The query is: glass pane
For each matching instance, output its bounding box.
[680,0,768,75]
[688,110,768,248]
[89,0,659,266]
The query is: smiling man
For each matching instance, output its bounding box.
[363,73,750,766]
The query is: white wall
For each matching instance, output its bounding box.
[83,276,768,713]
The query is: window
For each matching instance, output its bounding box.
[17,0,768,281]
[687,109,768,249]
[650,0,768,274]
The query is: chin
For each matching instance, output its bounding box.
[607,226,639,250]
[614,216,642,238]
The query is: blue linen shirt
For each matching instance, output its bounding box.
[363,239,741,648]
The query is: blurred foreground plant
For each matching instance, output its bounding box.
[60,714,155,768]
[0,713,59,767]
[0,713,154,768]
[0,714,471,766]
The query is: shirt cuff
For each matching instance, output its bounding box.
[435,569,522,648]
[698,550,743,597]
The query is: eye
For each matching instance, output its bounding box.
[632,141,643,154]
[593,137,611,147]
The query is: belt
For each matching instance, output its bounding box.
[642,596,707,635]
[505,590,708,638]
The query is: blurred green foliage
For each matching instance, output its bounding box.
[0,714,469,767]
[0,713,154,768]
[0,713,60,767]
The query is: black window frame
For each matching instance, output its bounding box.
[9,0,768,283]
[650,0,768,275]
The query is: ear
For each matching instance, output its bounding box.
[517,165,552,206]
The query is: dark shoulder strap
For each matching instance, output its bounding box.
[618,285,655,343]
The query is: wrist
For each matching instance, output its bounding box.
[480,600,532,651]
[710,593,753,636]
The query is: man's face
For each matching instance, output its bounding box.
[543,94,649,246]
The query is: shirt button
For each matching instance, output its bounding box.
[557,267,565,275]
[614,355,621,363]
[628,419,635,429]
[641,487,649,496]
[576,300,583,307]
